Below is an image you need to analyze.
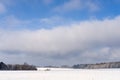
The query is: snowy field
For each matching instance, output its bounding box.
[0,68,120,80]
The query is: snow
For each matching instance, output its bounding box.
[0,68,120,80]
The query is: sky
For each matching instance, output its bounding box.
[0,0,120,66]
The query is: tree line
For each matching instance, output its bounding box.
[0,62,37,70]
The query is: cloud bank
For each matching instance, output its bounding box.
[0,16,120,65]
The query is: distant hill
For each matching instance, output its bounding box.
[72,62,120,69]
[0,62,37,70]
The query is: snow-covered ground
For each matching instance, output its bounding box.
[37,67,75,71]
[0,68,120,80]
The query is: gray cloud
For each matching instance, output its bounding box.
[0,16,120,65]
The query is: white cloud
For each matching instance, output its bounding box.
[0,15,73,29]
[53,0,99,13]
[2,16,25,26]
[0,3,6,13]
[53,0,81,12]
[42,0,53,5]
[0,15,33,29]
[86,1,99,12]
[0,16,120,54]
[39,16,73,28]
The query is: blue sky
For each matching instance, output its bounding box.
[0,0,120,30]
[0,0,120,66]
